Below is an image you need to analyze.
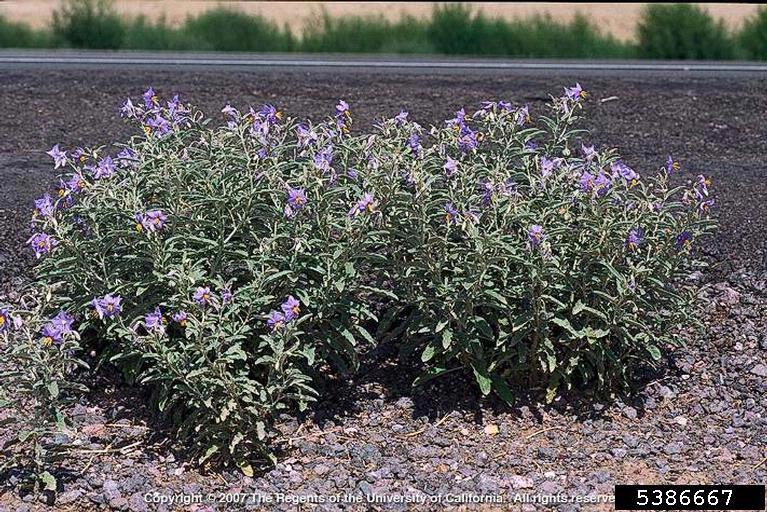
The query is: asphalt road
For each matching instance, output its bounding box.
[1,50,766,76]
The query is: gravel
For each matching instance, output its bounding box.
[1,68,766,511]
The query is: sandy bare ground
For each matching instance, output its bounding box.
[0,2,764,42]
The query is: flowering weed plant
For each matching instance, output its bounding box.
[0,83,715,473]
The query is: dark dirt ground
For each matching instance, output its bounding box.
[0,69,766,511]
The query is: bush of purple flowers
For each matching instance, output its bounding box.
[0,83,715,478]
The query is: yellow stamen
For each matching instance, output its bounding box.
[135,223,143,232]
[42,337,52,347]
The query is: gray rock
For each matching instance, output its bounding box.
[313,464,331,476]
[664,442,683,455]
[750,364,767,377]
[57,490,83,505]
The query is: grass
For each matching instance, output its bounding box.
[0,1,765,60]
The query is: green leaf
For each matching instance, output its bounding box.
[353,324,376,345]
[472,365,492,396]
[441,329,453,349]
[421,344,436,363]
[47,382,59,399]
[199,445,219,464]
[237,460,254,477]
[646,344,662,361]
[39,471,57,492]
[490,374,514,404]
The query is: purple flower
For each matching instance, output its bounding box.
[267,310,285,330]
[695,175,711,199]
[143,87,159,109]
[120,98,137,118]
[172,311,188,327]
[579,171,596,193]
[335,100,351,118]
[313,145,334,172]
[394,110,409,126]
[675,230,693,249]
[515,105,530,126]
[46,144,68,169]
[593,173,612,196]
[296,123,318,148]
[458,125,478,153]
[145,307,164,333]
[524,140,538,152]
[565,83,587,101]
[220,288,233,305]
[699,199,715,212]
[540,156,560,178]
[65,173,86,194]
[443,157,458,177]
[136,209,167,233]
[581,144,597,160]
[349,192,375,217]
[92,294,123,319]
[167,94,187,125]
[259,104,282,125]
[407,133,422,157]
[51,311,74,335]
[480,181,494,206]
[34,193,55,218]
[221,104,239,119]
[580,171,611,197]
[528,224,544,249]
[116,148,138,168]
[71,147,88,164]
[0,309,9,333]
[146,114,170,137]
[626,227,645,250]
[665,155,680,173]
[40,323,63,347]
[407,133,424,156]
[193,287,212,307]
[346,168,358,180]
[611,160,640,186]
[287,188,307,210]
[92,156,116,179]
[445,108,467,129]
[280,296,301,321]
[444,203,459,224]
[27,232,57,258]
[475,100,497,116]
